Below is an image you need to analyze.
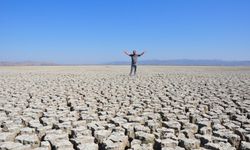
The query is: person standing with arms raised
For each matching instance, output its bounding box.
[124,50,145,76]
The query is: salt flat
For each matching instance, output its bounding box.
[0,66,250,150]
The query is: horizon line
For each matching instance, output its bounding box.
[1,59,250,66]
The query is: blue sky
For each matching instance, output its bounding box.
[0,0,249,64]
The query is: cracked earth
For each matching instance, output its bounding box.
[0,66,250,150]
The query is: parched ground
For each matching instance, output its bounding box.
[0,66,250,150]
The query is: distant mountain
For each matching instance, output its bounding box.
[0,61,58,66]
[1,60,250,66]
[107,59,250,66]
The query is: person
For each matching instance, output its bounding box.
[124,50,145,76]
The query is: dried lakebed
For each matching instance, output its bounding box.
[0,66,250,150]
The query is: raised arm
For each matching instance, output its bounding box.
[124,51,130,56]
[139,51,145,56]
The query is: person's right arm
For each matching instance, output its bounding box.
[124,51,130,56]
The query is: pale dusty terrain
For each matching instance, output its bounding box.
[0,66,250,150]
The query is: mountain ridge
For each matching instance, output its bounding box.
[1,59,250,66]
[107,59,250,66]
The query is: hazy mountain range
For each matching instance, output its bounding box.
[0,61,57,66]
[107,59,250,66]
[1,59,250,66]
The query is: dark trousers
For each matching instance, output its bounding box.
[130,64,137,75]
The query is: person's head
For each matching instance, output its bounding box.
[133,50,136,54]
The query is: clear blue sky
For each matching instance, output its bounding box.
[0,0,249,64]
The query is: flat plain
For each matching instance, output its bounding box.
[0,66,250,150]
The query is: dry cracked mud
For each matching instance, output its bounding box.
[0,66,250,150]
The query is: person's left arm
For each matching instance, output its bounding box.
[138,51,145,56]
